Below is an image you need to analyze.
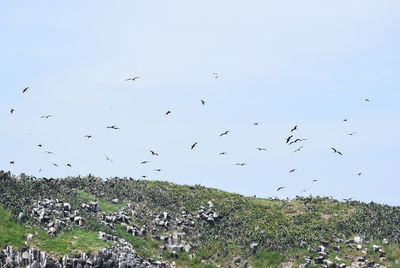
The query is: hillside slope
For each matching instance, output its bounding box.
[0,171,399,267]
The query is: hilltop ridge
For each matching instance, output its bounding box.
[1,171,399,267]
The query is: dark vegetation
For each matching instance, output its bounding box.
[1,170,399,267]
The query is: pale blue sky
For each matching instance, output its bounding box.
[1,1,399,205]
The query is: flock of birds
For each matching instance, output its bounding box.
[7,76,371,199]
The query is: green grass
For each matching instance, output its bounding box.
[250,250,285,268]
[78,191,125,214]
[31,229,112,257]
[0,205,33,248]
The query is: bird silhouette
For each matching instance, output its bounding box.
[10,108,14,114]
[84,135,92,139]
[52,163,59,167]
[44,151,54,154]
[289,169,296,173]
[286,135,293,144]
[277,186,285,191]
[365,98,370,102]
[313,179,318,182]
[22,87,29,93]
[126,77,140,81]
[257,148,267,151]
[150,150,159,156]
[166,110,171,115]
[201,100,206,106]
[348,132,357,136]
[219,152,227,155]
[141,161,149,164]
[293,146,303,153]
[343,118,348,122]
[10,161,15,165]
[358,172,362,176]
[66,164,72,167]
[300,188,311,193]
[37,144,42,147]
[141,175,147,178]
[41,115,53,119]
[253,122,259,126]
[105,155,113,163]
[220,130,229,137]
[331,147,343,155]
[212,73,219,78]
[107,126,120,130]
[191,142,198,150]
[154,169,162,172]
[235,163,246,166]
[291,125,298,132]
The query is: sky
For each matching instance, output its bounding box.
[1,1,399,205]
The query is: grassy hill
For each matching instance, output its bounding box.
[0,171,399,267]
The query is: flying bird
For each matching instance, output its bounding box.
[365,98,370,102]
[141,175,147,178]
[286,135,293,144]
[166,110,171,115]
[331,147,343,155]
[358,172,362,176]
[150,150,159,156]
[84,135,92,139]
[22,87,29,93]
[107,126,120,130]
[52,163,59,167]
[10,161,15,165]
[105,155,113,163]
[10,108,14,114]
[201,100,206,106]
[293,146,303,153]
[141,161,149,164]
[37,144,42,147]
[348,132,357,136]
[219,152,227,155]
[256,148,267,151]
[44,151,54,154]
[126,77,140,81]
[191,142,198,150]
[291,125,298,132]
[219,130,229,137]
[154,169,162,172]
[212,73,219,78]
[277,186,285,191]
[289,169,296,173]
[235,163,246,166]
[66,164,72,167]
[343,118,348,122]
[289,138,307,145]
[41,115,53,119]
[300,188,311,193]
[253,122,259,126]
[312,179,318,182]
